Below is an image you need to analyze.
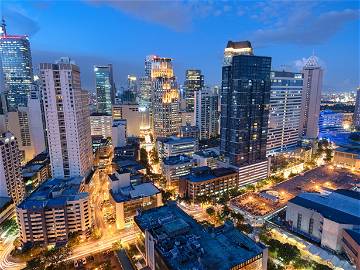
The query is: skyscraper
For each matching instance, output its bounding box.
[184,69,204,112]
[151,57,181,138]
[299,56,323,139]
[195,87,218,140]
[220,41,271,167]
[353,87,360,130]
[0,132,25,204]
[0,19,33,111]
[94,64,115,115]
[267,71,303,155]
[40,57,93,178]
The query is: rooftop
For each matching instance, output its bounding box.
[226,40,252,49]
[18,177,87,210]
[183,166,238,183]
[288,189,360,225]
[110,182,160,203]
[157,136,197,145]
[163,155,193,166]
[193,150,219,158]
[135,204,265,270]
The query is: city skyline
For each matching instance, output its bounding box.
[1,1,359,92]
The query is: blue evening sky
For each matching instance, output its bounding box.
[1,0,359,92]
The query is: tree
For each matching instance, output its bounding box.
[150,147,159,164]
[236,223,253,234]
[277,243,300,264]
[312,263,333,270]
[139,148,149,167]
[206,207,215,216]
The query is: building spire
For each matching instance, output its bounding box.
[0,17,6,36]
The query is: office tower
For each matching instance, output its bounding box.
[145,55,157,79]
[40,57,93,178]
[195,87,218,140]
[0,132,25,204]
[354,88,360,130]
[184,69,204,112]
[6,89,46,163]
[139,76,151,108]
[299,55,323,139]
[151,57,181,137]
[267,71,303,155]
[128,75,137,93]
[0,19,33,111]
[94,64,115,115]
[220,41,271,167]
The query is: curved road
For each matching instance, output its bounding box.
[0,236,25,270]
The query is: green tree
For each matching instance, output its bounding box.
[206,207,215,216]
[277,243,300,264]
[139,148,149,167]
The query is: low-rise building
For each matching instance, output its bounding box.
[93,138,113,169]
[134,204,268,270]
[286,189,360,253]
[193,150,219,169]
[113,138,140,160]
[333,147,360,172]
[157,136,198,159]
[16,177,91,245]
[179,166,239,200]
[108,170,162,230]
[22,161,51,195]
[180,125,199,138]
[112,120,127,148]
[161,155,194,186]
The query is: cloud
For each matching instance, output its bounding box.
[252,7,360,46]
[292,55,326,71]
[3,5,40,36]
[86,0,194,32]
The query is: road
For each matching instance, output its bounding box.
[68,228,138,261]
[0,236,25,270]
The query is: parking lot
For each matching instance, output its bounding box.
[231,165,359,218]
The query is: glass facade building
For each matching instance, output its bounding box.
[184,69,204,112]
[220,41,271,167]
[94,64,115,115]
[0,24,33,111]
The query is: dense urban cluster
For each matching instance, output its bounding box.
[0,15,359,270]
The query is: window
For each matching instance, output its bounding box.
[297,213,302,229]
[309,218,314,235]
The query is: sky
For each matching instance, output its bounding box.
[1,0,359,92]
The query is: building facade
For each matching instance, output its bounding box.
[195,87,218,140]
[0,132,25,204]
[16,177,91,245]
[40,58,93,178]
[90,113,112,138]
[112,103,142,137]
[151,57,181,137]
[184,69,204,112]
[95,64,115,115]
[156,136,198,159]
[161,155,194,186]
[0,20,33,111]
[220,41,271,167]
[299,56,323,139]
[353,88,360,130]
[267,71,303,156]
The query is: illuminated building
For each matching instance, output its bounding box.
[184,69,204,112]
[180,124,199,138]
[220,41,271,167]
[161,154,194,186]
[319,110,352,137]
[150,57,181,137]
[135,204,267,270]
[156,136,198,159]
[94,64,115,115]
[194,87,218,139]
[90,113,112,138]
[40,57,93,178]
[112,103,142,137]
[0,132,25,204]
[0,19,33,111]
[267,71,303,156]
[299,55,323,139]
[354,88,360,130]
[16,177,91,245]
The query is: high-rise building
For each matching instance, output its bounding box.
[145,55,157,79]
[90,113,112,138]
[354,88,360,130]
[0,132,25,204]
[299,56,323,139]
[267,71,303,155]
[220,41,271,167]
[112,103,142,137]
[94,64,115,115]
[40,57,93,179]
[151,57,181,137]
[195,87,218,140]
[0,19,33,111]
[184,69,204,112]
